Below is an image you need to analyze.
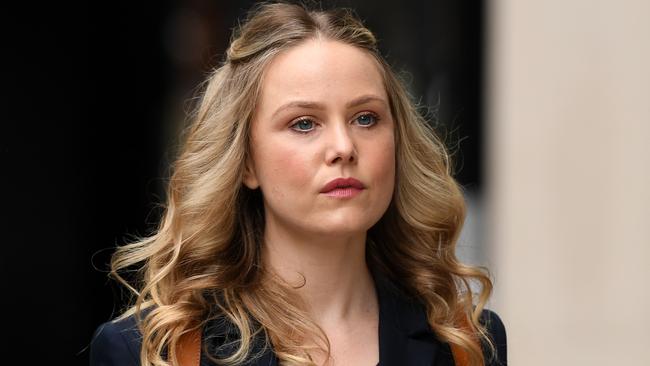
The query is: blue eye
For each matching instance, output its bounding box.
[290,119,315,133]
[356,113,378,126]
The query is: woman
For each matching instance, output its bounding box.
[89,2,506,366]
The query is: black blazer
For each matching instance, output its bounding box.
[90,271,506,366]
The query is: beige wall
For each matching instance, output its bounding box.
[486,1,650,365]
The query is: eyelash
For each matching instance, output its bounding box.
[289,112,380,135]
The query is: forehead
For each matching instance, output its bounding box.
[256,39,387,112]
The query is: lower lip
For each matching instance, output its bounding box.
[322,187,364,198]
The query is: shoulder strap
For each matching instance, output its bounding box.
[450,315,476,366]
[449,313,473,366]
[450,341,469,366]
[177,329,202,366]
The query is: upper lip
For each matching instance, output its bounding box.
[320,177,366,193]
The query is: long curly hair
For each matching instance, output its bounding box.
[108,2,494,365]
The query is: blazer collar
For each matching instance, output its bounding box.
[372,267,452,366]
[201,269,452,366]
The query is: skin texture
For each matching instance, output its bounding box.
[244,39,395,240]
[243,39,395,364]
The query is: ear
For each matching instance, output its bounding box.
[242,156,260,190]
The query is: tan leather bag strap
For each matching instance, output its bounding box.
[177,329,202,366]
[450,313,474,366]
[451,341,469,366]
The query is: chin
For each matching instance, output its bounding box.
[313,217,376,236]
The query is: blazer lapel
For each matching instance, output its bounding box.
[372,269,454,366]
[200,315,277,366]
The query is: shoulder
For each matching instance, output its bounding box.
[479,308,507,366]
[89,313,145,366]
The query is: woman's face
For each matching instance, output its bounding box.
[244,39,395,238]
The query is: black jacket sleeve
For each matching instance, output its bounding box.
[89,317,142,366]
[481,309,507,366]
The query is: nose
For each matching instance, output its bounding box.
[325,121,357,165]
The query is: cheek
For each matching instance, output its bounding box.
[257,142,314,194]
[369,136,396,203]
[371,137,396,180]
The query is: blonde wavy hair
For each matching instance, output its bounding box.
[109,2,494,365]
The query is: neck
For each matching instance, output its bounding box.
[261,218,378,328]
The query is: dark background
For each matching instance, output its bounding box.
[3,1,483,364]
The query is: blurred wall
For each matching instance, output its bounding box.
[486,1,650,364]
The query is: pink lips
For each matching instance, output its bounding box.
[320,177,366,198]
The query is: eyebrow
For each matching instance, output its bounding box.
[270,94,388,119]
